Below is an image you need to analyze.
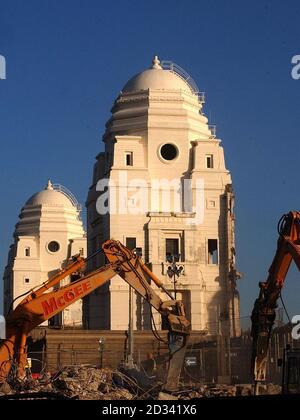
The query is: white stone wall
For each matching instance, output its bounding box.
[86,60,240,336]
[3,185,87,327]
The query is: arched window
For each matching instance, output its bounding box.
[25,247,30,257]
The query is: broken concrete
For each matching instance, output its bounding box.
[0,366,134,400]
[0,364,282,400]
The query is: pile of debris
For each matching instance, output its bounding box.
[0,366,138,400]
[0,365,282,400]
[51,366,136,400]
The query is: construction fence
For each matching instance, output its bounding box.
[27,324,299,386]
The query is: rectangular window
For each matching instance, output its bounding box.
[126,237,136,250]
[25,247,30,257]
[208,239,218,264]
[24,278,30,284]
[206,154,214,169]
[166,238,180,262]
[125,151,133,166]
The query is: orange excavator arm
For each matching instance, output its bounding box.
[0,240,190,391]
[251,211,300,387]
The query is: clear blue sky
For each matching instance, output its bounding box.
[1,0,300,326]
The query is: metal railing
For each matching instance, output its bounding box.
[161,60,205,104]
[209,125,217,138]
[52,184,82,215]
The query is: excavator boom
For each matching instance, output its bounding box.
[0,240,190,391]
[102,240,190,391]
[251,211,300,386]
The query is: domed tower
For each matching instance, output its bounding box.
[86,56,240,336]
[3,180,87,327]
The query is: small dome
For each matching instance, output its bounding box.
[122,56,193,94]
[25,180,74,208]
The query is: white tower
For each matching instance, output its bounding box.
[86,57,240,336]
[3,181,87,327]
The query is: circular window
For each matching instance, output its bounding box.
[160,143,178,161]
[48,241,60,253]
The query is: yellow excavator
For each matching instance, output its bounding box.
[0,240,190,392]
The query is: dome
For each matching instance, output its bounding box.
[26,180,75,208]
[122,56,194,94]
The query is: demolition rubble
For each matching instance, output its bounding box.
[0,365,281,400]
[0,366,134,400]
